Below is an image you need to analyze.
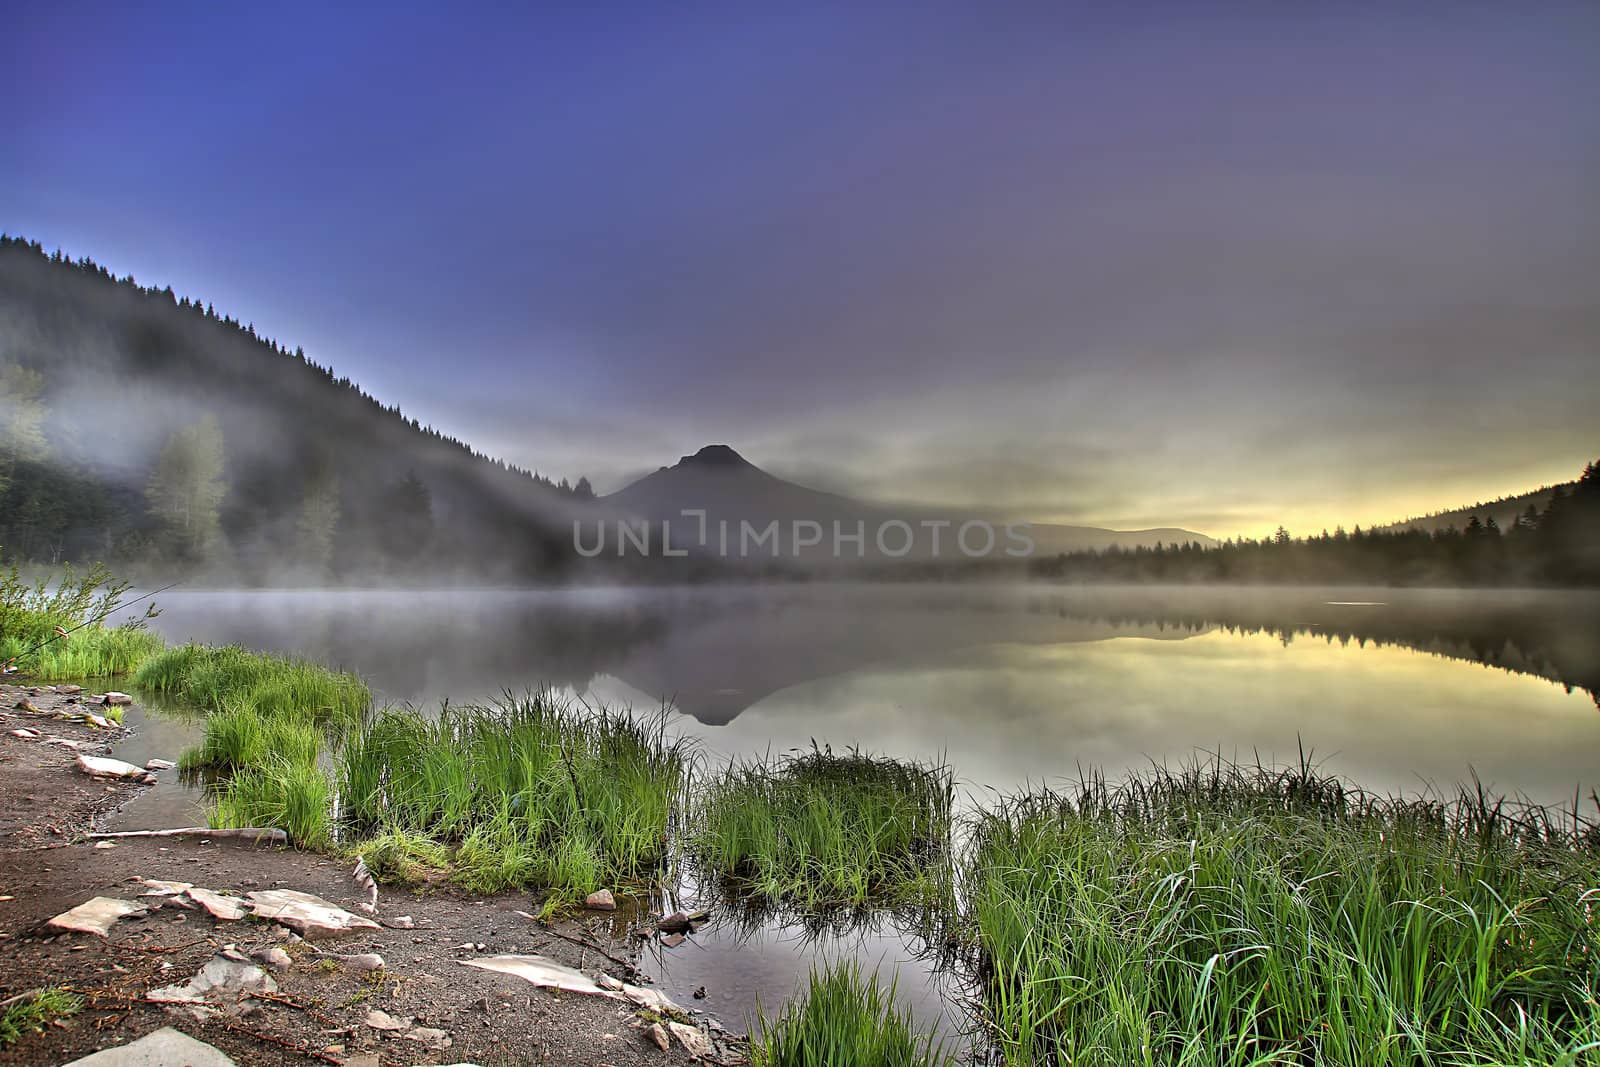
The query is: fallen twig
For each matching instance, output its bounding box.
[216,1017,344,1064]
[538,925,634,971]
[246,989,342,1027]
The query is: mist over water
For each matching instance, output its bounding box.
[133,583,1600,808]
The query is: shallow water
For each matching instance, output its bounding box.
[105,582,1600,1035]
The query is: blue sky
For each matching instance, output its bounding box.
[6,2,1596,535]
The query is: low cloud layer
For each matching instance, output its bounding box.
[7,5,1596,538]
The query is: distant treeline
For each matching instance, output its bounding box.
[1031,459,1600,587]
[0,235,595,583]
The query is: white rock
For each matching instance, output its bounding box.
[59,1026,236,1066]
[48,896,148,936]
[402,1027,452,1051]
[8,728,40,739]
[137,879,194,897]
[341,952,386,971]
[365,1008,413,1031]
[669,1021,712,1057]
[145,758,176,770]
[102,692,135,705]
[75,755,154,783]
[459,954,681,1013]
[246,889,380,939]
[186,887,250,921]
[148,955,277,1005]
[252,946,292,971]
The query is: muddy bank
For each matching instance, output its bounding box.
[0,684,742,1066]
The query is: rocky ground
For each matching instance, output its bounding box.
[0,683,743,1066]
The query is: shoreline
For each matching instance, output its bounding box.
[0,683,740,1066]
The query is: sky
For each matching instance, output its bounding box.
[5,2,1597,538]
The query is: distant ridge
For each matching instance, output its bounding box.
[604,444,1216,558]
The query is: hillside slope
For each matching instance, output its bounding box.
[1377,484,1572,535]
[0,237,590,582]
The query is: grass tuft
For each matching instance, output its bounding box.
[690,745,953,911]
[751,962,951,1067]
[0,988,83,1047]
[209,756,335,849]
[133,643,369,728]
[348,828,451,885]
[339,692,689,907]
[964,754,1600,1067]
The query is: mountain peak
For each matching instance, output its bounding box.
[679,444,752,468]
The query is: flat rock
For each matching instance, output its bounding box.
[669,1021,712,1057]
[459,954,680,1013]
[402,1027,452,1051]
[49,896,148,936]
[148,955,277,1005]
[137,879,194,897]
[333,951,385,971]
[102,691,135,705]
[55,684,83,695]
[365,1008,412,1031]
[75,755,154,783]
[60,1027,236,1067]
[246,889,380,939]
[187,886,249,921]
[252,946,292,971]
[145,758,176,770]
[657,908,710,933]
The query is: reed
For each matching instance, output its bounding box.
[209,755,335,850]
[339,692,690,906]
[963,755,1600,1067]
[750,962,952,1067]
[132,642,369,728]
[690,745,954,911]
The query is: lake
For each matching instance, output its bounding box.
[111,582,1600,1034]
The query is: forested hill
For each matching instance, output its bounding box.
[0,235,595,583]
[1376,484,1571,535]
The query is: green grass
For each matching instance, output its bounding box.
[133,643,369,728]
[690,746,954,911]
[0,559,163,679]
[339,692,689,906]
[346,827,451,885]
[963,756,1600,1067]
[750,962,952,1067]
[209,756,335,850]
[0,988,83,1047]
[176,704,326,775]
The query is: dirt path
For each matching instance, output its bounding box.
[0,684,740,1066]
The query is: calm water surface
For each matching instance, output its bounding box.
[109,583,1600,1034]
